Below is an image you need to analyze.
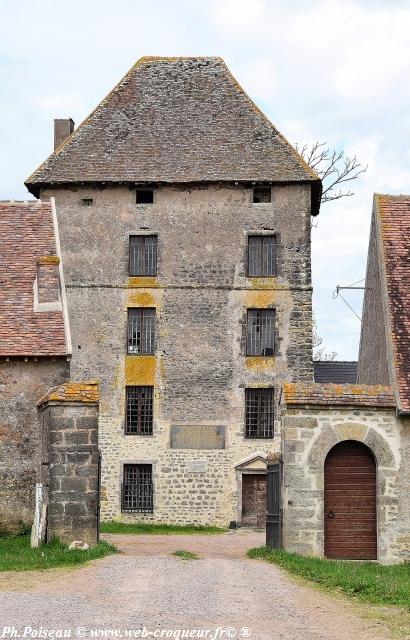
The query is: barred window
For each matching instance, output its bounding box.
[246,309,275,356]
[125,386,153,435]
[129,235,157,276]
[245,388,274,438]
[122,464,153,513]
[248,235,276,276]
[252,186,271,203]
[127,308,156,354]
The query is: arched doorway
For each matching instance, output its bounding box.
[324,440,377,560]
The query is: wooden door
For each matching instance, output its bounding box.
[324,441,377,559]
[242,474,266,528]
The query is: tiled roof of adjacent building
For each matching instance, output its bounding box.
[0,201,67,357]
[376,194,410,413]
[25,57,321,213]
[313,361,358,384]
[283,383,395,408]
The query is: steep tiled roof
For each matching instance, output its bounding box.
[25,57,321,213]
[0,201,67,356]
[313,361,357,384]
[283,383,395,408]
[37,381,98,407]
[376,194,410,413]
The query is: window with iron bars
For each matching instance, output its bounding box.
[245,388,274,438]
[127,308,156,354]
[125,386,153,435]
[247,235,276,277]
[129,235,157,276]
[122,464,153,513]
[246,309,275,356]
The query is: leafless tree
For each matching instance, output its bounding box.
[313,315,337,362]
[296,141,368,203]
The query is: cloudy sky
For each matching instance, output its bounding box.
[1,0,410,359]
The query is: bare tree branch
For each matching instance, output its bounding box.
[295,142,368,204]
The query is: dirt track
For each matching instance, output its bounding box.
[0,530,390,640]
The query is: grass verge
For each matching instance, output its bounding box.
[0,535,117,572]
[172,550,200,560]
[247,546,410,607]
[101,521,226,535]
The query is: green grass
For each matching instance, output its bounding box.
[0,535,117,572]
[100,521,226,535]
[172,549,200,560]
[247,546,410,607]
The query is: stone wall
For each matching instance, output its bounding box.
[357,213,390,385]
[41,183,313,524]
[282,405,410,563]
[38,382,99,544]
[0,358,69,532]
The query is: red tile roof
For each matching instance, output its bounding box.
[376,194,410,413]
[283,383,395,408]
[0,201,67,356]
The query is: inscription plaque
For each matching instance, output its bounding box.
[170,424,225,449]
[186,459,208,473]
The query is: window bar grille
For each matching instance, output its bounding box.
[247,309,275,356]
[248,235,276,276]
[128,308,156,354]
[129,236,157,276]
[245,388,274,438]
[125,386,153,435]
[122,464,153,512]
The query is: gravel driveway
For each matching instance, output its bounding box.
[0,530,389,640]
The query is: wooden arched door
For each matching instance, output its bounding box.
[324,440,377,559]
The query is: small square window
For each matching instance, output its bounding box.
[253,187,271,203]
[136,189,154,204]
[81,198,93,207]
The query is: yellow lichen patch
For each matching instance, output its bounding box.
[125,356,156,385]
[244,290,276,308]
[127,277,158,288]
[247,277,280,290]
[37,381,99,406]
[245,356,275,371]
[126,290,157,307]
[37,255,60,265]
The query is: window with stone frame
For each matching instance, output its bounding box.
[125,386,153,435]
[129,235,157,276]
[246,309,275,356]
[247,235,276,277]
[245,388,274,438]
[127,308,156,354]
[121,463,153,512]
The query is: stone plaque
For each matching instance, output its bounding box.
[186,459,208,473]
[170,424,225,449]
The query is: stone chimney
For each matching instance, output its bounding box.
[54,118,74,150]
[36,256,60,304]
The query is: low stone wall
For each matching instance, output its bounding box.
[281,398,410,563]
[38,381,99,545]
